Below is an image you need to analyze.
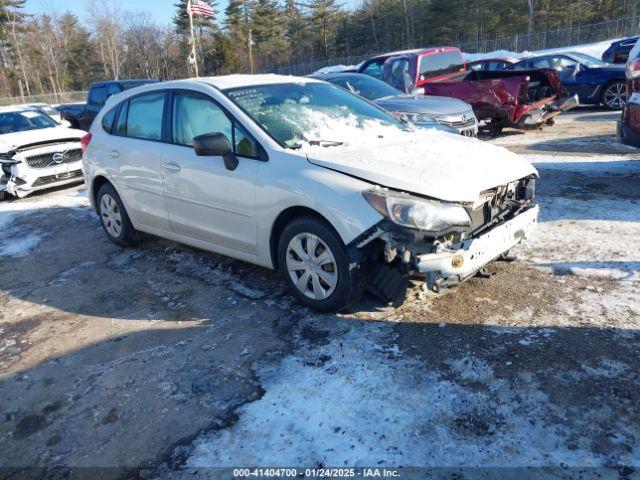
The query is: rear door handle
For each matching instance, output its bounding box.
[108,149,120,158]
[163,162,181,172]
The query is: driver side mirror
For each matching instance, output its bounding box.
[193,132,239,171]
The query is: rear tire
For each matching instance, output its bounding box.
[277,217,366,312]
[602,80,627,110]
[96,183,142,246]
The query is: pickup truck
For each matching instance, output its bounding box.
[59,79,158,131]
[358,47,578,134]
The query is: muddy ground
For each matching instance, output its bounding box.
[0,108,638,479]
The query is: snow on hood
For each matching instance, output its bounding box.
[299,116,536,203]
[0,126,84,153]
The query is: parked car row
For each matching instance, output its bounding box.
[309,72,478,136]
[354,46,579,135]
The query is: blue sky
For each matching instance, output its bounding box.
[24,0,359,26]
[24,0,226,25]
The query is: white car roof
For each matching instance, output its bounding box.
[0,105,31,113]
[197,74,320,90]
[153,74,320,91]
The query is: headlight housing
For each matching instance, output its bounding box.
[363,189,471,233]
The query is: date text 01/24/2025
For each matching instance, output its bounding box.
[233,468,400,478]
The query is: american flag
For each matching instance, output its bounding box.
[187,0,215,17]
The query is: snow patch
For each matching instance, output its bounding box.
[0,233,43,257]
[183,322,626,467]
[313,64,357,75]
[464,38,621,63]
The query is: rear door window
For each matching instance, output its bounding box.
[387,57,413,92]
[114,92,165,141]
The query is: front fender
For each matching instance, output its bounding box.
[255,157,382,268]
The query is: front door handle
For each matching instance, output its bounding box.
[163,162,181,172]
[108,149,120,158]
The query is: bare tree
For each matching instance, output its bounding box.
[1,0,30,96]
[87,0,126,79]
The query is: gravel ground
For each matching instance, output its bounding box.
[0,108,638,479]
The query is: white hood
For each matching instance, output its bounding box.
[304,130,537,203]
[0,126,84,153]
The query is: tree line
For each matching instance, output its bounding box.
[1,0,638,99]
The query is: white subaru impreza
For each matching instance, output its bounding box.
[82,74,538,311]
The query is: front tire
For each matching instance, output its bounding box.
[97,183,141,246]
[277,217,366,312]
[602,81,627,110]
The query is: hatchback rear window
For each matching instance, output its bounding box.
[418,51,465,79]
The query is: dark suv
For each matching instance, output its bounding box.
[602,36,640,64]
[60,80,159,131]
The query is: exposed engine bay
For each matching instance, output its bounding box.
[350,175,538,304]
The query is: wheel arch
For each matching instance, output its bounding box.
[90,175,111,210]
[269,206,339,270]
[600,78,627,108]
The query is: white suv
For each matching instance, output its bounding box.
[83,74,539,311]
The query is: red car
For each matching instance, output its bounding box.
[358,47,578,134]
[619,41,640,147]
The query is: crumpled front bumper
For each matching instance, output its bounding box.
[416,205,539,283]
[1,160,83,198]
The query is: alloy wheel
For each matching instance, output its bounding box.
[100,193,123,238]
[604,82,627,109]
[286,233,338,300]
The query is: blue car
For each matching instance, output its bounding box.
[506,52,627,110]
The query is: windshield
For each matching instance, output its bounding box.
[329,75,401,100]
[569,52,608,67]
[224,82,407,148]
[0,110,59,135]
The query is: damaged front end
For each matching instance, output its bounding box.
[350,176,538,304]
[0,140,84,199]
[0,152,21,199]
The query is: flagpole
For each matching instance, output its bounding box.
[188,6,199,78]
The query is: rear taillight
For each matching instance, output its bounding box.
[81,133,92,154]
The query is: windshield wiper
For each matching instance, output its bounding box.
[308,139,344,147]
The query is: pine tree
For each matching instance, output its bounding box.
[224,0,250,70]
[301,0,341,58]
[250,0,286,69]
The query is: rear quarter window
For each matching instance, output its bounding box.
[101,107,118,133]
